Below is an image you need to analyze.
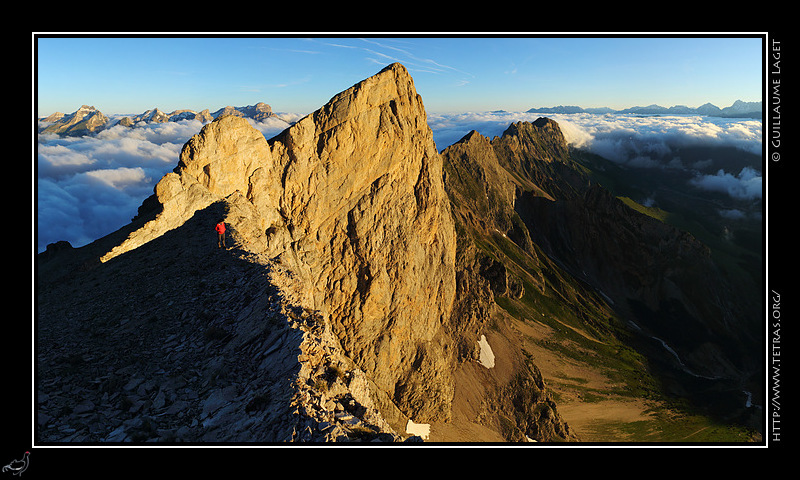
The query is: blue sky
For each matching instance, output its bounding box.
[35,35,764,117]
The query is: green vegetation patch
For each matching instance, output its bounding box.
[617,196,671,223]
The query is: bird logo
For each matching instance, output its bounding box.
[2,452,29,476]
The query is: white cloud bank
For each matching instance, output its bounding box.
[36,112,762,253]
[36,118,291,252]
[428,111,762,159]
[428,110,763,201]
[689,166,763,201]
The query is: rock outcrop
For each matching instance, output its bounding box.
[97,63,459,431]
[267,64,457,425]
[37,200,409,443]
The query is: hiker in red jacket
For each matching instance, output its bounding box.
[215,221,226,249]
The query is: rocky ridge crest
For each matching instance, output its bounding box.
[101,64,460,428]
[37,198,405,443]
[39,63,574,442]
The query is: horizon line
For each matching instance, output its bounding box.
[37,97,764,119]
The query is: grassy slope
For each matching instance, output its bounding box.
[441,126,760,443]
[471,223,756,443]
[571,147,762,292]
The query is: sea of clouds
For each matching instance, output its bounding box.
[429,111,763,202]
[36,117,292,253]
[35,112,763,253]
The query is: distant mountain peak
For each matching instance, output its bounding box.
[211,102,275,122]
[39,104,109,136]
[39,101,284,137]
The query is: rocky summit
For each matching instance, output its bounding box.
[36,62,761,445]
[38,63,575,444]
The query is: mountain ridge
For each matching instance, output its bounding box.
[38,102,285,137]
[526,99,762,118]
[38,98,762,139]
[39,63,579,443]
[441,119,762,439]
[38,104,110,136]
[37,63,761,444]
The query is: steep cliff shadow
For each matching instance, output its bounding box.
[36,201,308,443]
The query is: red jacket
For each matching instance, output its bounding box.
[215,222,226,234]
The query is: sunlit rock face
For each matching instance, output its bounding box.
[102,63,458,424]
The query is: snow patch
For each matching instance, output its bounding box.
[406,419,430,440]
[478,334,495,368]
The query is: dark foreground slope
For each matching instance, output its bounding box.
[37,201,310,443]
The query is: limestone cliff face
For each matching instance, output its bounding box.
[265,63,457,422]
[101,63,457,425]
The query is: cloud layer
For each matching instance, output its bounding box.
[428,111,762,159]
[689,166,763,201]
[428,110,763,202]
[36,118,291,252]
[36,112,762,253]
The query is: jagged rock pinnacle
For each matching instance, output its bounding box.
[100,63,458,428]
